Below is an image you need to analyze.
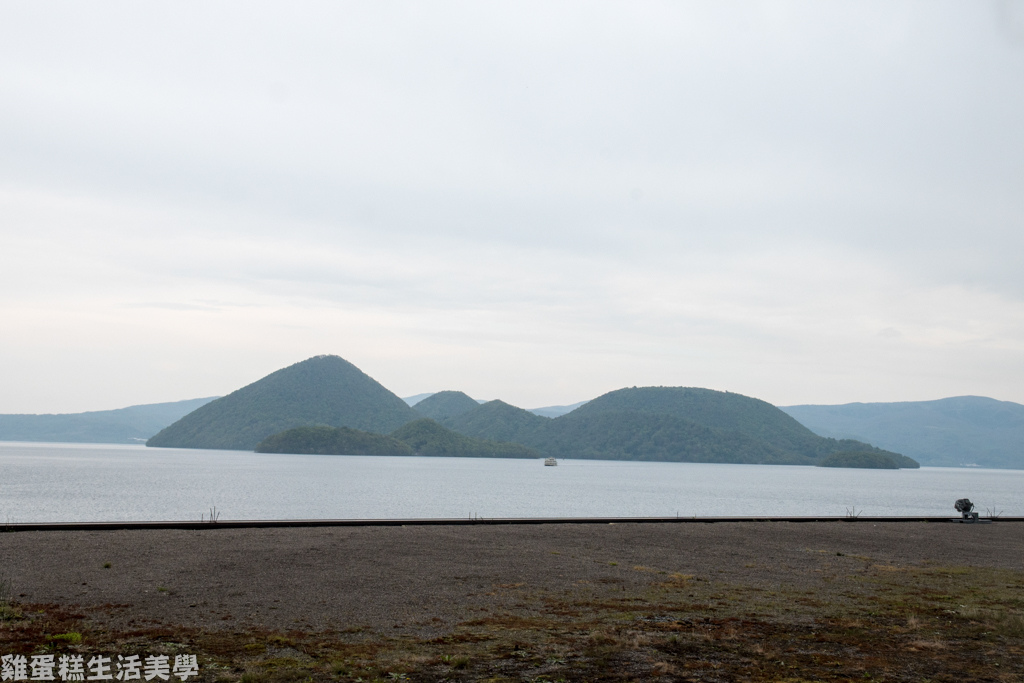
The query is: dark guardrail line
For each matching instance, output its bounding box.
[2,516,1022,531]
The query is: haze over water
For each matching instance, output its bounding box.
[1,442,1020,523]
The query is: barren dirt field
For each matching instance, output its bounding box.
[2,522,1023,682]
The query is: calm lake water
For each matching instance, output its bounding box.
[0,441,1021,523]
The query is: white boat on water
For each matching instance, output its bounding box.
[544,457,558,466]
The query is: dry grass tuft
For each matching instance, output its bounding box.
[628,632,655,649]
[908,639,947,650]
[958,605,1024,637]
[750,641,780,660]
[586,630,622,648]
[658,573,694,589]
[651,660,676,675]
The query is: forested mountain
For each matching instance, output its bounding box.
[391,419,538,458]
[819,451,902,469]
[437,386,916,467]
[141,355,914,467]
[781,396,1024,468]
[413,391,481,422]
[255,418,537,459]
[148,355,418,451]
[535,411,795,463]
[570,387,840,460]
[0,397,217,444]
[440,400,551,444]
[255,425,413,456]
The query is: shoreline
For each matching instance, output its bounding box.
[2,515,1022,532]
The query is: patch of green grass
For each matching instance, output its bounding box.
[47,632,83,644]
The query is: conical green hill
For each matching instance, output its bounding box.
[147,355,418,451]
[413,390,481,422]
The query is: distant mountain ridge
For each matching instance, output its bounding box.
[0,397,218,444]
[527,400,589,418]
[402,393,435,407]
[781,396,1024,469]
[148,355,418,450]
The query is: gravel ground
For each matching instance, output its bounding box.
[2,521,1020,635]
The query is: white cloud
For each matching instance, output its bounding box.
[1,1,1023,412]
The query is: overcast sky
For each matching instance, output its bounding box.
[2,1,1023,414]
